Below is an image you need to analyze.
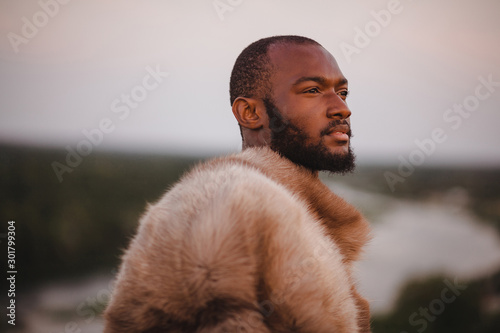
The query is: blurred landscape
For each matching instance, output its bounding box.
[1,143,500,333]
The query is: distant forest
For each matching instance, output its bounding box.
[1,144,202,289]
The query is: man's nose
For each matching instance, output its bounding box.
[326,93,351,120]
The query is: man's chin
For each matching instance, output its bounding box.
[327,145,350,156]
[323,150,356,174]
[273,143,356,174]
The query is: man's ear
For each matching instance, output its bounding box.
[232,97,267,130]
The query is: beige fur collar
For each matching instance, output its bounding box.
[217,146,371,263]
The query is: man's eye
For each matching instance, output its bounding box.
[338,90,350,99]
[304,88,320,94]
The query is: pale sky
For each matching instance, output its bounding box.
[1,0,499,165]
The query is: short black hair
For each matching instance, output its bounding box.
[229,35,321,106]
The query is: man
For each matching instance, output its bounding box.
[104,35,371,332]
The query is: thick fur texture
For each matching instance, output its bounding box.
[104,147,371,332]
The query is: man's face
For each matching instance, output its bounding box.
[264,43,355,173]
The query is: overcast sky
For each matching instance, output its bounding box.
[1,0,499,166]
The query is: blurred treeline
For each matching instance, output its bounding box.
[0,144,202,290]
[371,273,500,333]
[1,143,500,331]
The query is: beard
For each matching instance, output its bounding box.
[263,98,356,174]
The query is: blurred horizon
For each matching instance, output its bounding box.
[3,139,500,169]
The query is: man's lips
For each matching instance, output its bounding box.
[329,132,349,141]
[325,124,350,141]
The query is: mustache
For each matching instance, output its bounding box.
[320,120,352,137]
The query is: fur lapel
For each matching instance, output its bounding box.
[222,147,371,263]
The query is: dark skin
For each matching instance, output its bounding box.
[232,43,352,159]
[230,43,369,331]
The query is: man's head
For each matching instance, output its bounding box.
[230,35,355,174]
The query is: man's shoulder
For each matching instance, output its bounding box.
[148,147,301,218]
[184,147,284,182]
[161,147,285,200]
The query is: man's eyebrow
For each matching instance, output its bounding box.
[292,76,348,87]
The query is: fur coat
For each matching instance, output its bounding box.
[104,147,371,332]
